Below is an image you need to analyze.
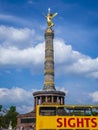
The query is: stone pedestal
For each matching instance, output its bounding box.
[33,91,65,108]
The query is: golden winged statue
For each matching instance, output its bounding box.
[45,8,58,28]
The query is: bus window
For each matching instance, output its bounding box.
[73,107,92,116]
[57,106,94,116]
[39,107,56,116]
[57,107,67,116]
[57,107,73,116]
[92,107,98,116]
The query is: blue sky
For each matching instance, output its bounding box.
[0,0,98,113]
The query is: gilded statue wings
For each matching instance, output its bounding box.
[49,13,58,19]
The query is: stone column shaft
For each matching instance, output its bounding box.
[43,28,56,91]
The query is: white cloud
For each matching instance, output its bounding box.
[27,0,35,5]
[0,14,32,27]
[88,71,98,79]
[0,87,36,113]
[0,25,35,48]
[65,57,98,75]
[0,87,33,105]
[54,39,87,64]
[56,85,68,94]
[89,91,98,102]
[0,43,44,67]
[54,39,98,79]
[17,105,33,114]
[0,25,98,79]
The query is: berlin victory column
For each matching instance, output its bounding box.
[33,8,65,108]
[17,9,65,129]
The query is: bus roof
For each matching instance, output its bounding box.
[37,104,98,109]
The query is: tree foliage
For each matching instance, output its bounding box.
[0,105,19,128]
[0,105,2,111]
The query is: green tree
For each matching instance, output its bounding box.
[0,105,3,127]
[5,106,19,128]
[0,105,19,128]
[0,105,2,111]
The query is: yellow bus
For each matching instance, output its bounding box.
[36,104,98,130]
